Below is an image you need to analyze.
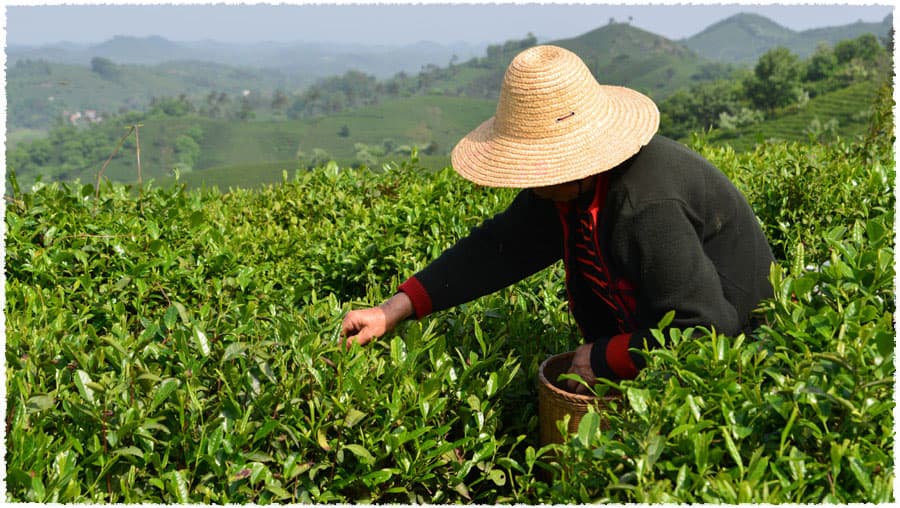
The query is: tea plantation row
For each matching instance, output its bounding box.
[5,86,894,502]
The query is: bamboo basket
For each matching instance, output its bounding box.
[537,351,620,446]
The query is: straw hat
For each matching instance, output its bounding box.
[451,45,660,188]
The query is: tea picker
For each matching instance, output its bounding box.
[341,45,774,395]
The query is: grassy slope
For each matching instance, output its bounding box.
[103,95,495,188]
[682,14,798,64]
[704,81,880,151]
[196,94,496,167]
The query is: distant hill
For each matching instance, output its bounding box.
[411,22,732,107]
[683,13,892,63]
[6,59,302,130]
[9,13,888,132]
[551,22,726,99]
[7,36,487,79]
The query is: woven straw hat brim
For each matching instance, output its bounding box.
[451,85,659,188]
[450,45,660,188]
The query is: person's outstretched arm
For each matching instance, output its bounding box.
[342,189,563,346]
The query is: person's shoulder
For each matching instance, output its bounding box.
[634,135,716,173]
[610,135,724,211]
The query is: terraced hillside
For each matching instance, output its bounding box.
[706,81,884,151]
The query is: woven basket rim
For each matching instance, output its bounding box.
[538,351,619,405]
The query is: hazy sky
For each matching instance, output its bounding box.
[5,2,895,47]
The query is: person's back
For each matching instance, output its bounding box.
[600,135,774,337]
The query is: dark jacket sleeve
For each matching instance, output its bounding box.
[401,189,563,318]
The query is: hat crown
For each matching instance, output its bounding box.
[494,45,603,140]
[450,45,660,188]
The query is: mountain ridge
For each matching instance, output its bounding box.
[682,12,892,63]
[9,11,891,74]
[7,36,488,79]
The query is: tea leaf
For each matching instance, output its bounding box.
[362,468,394,486]
[73,370,96,404]
[193,327,210,357]
[721,426,744,476]
[150,378,180,412]
[847,456,873,494]
[626,387,651,418]
[577,411,600,447]
[26,395,56,413]
[317,429,331,452]
[343,408,366,427]
[343,444,375,465]
[485,372,498,397]
[170,470,190,503]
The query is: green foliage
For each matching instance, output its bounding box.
[7,58,301,131]
[6,159,535,503]
[6,94,495,190]
[150,95,195,117]
[659,79,747,138]
[834,33,884,64]
[695,86,893,264]
[543,216,893,502]
[805,43,839,82]
[704,80,886,151]
[660,34,887,141]
[287,71,379,119]
[743,47,804,112]
[90,57,120,81]
[5,56,894,506]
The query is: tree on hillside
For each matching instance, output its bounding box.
[659,79,746,138]
[238,95,255,120]
[150,95,195,117]
[175,134,201,169]
[743,47,803,112]
[271,90,290,113]
[834,33,883,64]
[91,57,120,80]
[204,91,226,118]
[484,34,537,63]
[805,43,838,82]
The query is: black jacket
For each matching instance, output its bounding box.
[399,136,775,377]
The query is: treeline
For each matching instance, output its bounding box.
[658,33,890,139]
[6,102,205,183]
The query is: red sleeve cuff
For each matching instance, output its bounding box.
[398,277,432,319]
[606,333,639,379]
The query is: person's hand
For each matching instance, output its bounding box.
[340,292,413,348]
[566,343,597,395]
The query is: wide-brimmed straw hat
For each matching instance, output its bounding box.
[451,45,660,188]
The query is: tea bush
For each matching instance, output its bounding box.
[6,86,893,502]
